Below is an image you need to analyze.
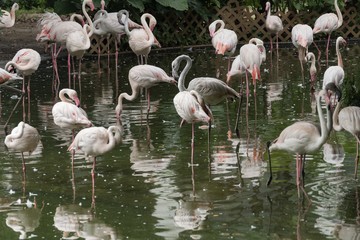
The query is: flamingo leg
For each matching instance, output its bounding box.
[21,152,26,196]
[115,37,118,70]
[68,53,71,87]
[270,36,273,52]
[92,156,96,207]
[266,141,273,186]
[191,122,195,166]
[27,77,31,123]
[296,154,301,198]
[326,33,331,65]
[22,77,26,122]
[355,140,359,179]
[4,92,24,134]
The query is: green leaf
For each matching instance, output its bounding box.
[155,0,188,11]
[127,0,145,12]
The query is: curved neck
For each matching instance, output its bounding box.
[82,0,94,31]
[121,10,131,36]
[336,38,343,68]
[309,53,316,68]
[334,0,343,28]
[316,91,331,146]
[214,20,225,34]
[332,100,343,131]
[59,89,76,104]
[140,13,155,46]
[11,122,25,139]
[116,87,139,115]
[177,56,192,92]
[103,126,118,152]
[10,5,17,25]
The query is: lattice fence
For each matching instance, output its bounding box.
[88,0,360,55]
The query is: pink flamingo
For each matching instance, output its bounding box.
[0,3,19,28]
[68,125,122,204]
[209,19,238,70]
[313,0,344,64]
[265,1,283,53]
[267,89,331,198]
[121,11,161,65]
[291,24,315,73]
[327,83,360,178]
[115,64,177,118]
[36,0,94,86]
[93,9,141,68]
[173,90,212,165]
[5,48,41,122]
[4,121,40,187]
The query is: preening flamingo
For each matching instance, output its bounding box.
[306,52,317,84]
[115,64,177,118]
[267,89,331,197]
[68,125,122,204]
[265,1,283,52]
[209,19,238,70]
[173,90,212,165]
[0,3,19,28]
[4,121,40,185]
[93,9,141,68]
[121,11,160,65]
[52,88,92,133]
[249,38,266,63]
[313,0,344,64]
[291,24,314,73]
[322,36,346,104]
[326,83,360,178]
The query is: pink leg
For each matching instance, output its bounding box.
[191,122,195,166]
[270,36,273,52]
[92,157,96,206]
[68,54,71,87]
[355,140,359,178]
[245,71,249,97]
[326,34,331,65]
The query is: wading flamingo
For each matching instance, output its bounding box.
[326,83,360,178]
[291,24,314,73]
[68,125,122,204]
[267,89,331,198]
[0,3,19,28]
[121,11,160,65]
[306,52,317,84]
[313,0,344,64]
[265,1,283,53]
[209,19,238,70]
[173,90,212,165]
[115,64,177,118]
[4,121,40,185]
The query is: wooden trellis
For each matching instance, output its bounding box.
[88,0,360,55]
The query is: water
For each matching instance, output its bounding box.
[0,42,360,239]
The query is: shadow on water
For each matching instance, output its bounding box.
[0,41,360,239]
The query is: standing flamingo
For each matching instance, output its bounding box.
[173,90,212,165]
[326,83,360,178]
[115,64,177,118]
[121,11,160,65]
[313,0,344,64]
[291,24,314,73]
[68,125,122,204]
[265,1,283,53]
[0,3,19,28]
[4,121,40,186]
[208,19,238,70]
[93,9,141,69]
[267,89,331,197]
[5,48,41,122]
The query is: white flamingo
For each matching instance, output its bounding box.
[0,3,19,28]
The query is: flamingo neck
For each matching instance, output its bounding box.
[82,0,94,34]
[334,0,343,28]
[9,122,25,140]
[332,100,343,131]
[316,90,331,146]
[59,89,75,104]
[121,10,131,36]
[214,20,225,35]
[141,13,155,46]
[116,87,139,115]
[177,56,192,92]
[336,38,343,68]
[10,7,16,25]
[266,3,271,20]
[103,126,118,152]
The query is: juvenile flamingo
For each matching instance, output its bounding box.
[306,52,317,84]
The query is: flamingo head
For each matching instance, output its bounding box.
[86,0,95,11]
[324,82,341,106]
[115,105,122,119]
[265,2,270,11]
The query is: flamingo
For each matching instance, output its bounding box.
[93,9,141,69]
[173,90,212,165]
[0,3,19,28]
[313,0,344,64]
[249,38,266,63]
[116,64,176,119]
[306,52,317,84]
[326,83,360,178]
[267,89,331,197]
[265,1,283,53]
[36,0,94,86]
[172,54,239,137]
[208,19,238,70]
[4,121,40,185]
[68,125,122,204]
[5,48,41,122]
[291,24,314,73]
[121,11,160,65]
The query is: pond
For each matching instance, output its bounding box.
[0,40,359,239]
